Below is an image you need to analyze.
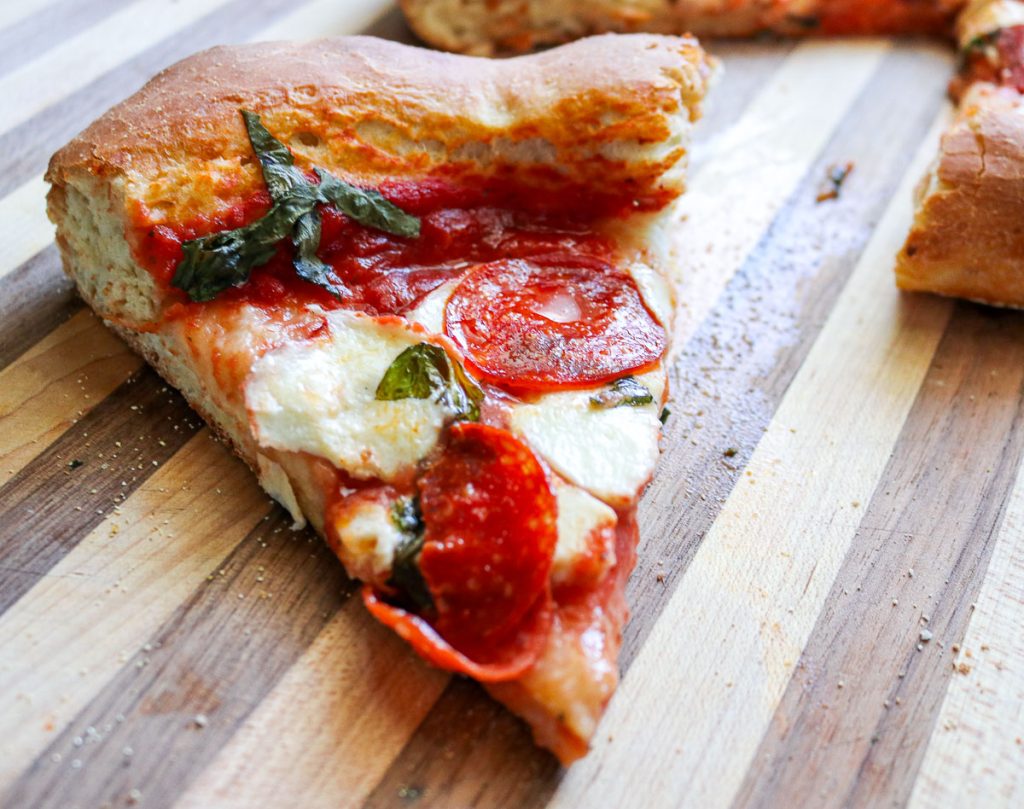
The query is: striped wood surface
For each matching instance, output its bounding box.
[0,2,1022,807]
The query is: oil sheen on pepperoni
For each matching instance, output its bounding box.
[418,422,557,660]
[444,255,666,391]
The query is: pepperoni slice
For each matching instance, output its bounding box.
[444,255,666,391]
[362,423,558,678]
[419,422,557,656]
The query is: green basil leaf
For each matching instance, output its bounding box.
[590,376,655,409]
[241,109,308,201]
[375,343,483,422]
[387,497,433,611]
[291,209,341,297]
[172,201,295,301]
[173,111,421,302]
[316,169,421,239]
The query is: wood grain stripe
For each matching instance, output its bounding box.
[547,108,955,809]
[0,431,270,791]
[0,246,80,371]
[362,43,953,809]
[0,311,141,485]
[0,0,236,137]
[0,368,200,613]
[173,601,449,809]
[908,444,1024,806]
[735,302,1024,809]
[672,38,890,349]
[0,0,131,78]
[256,0,396,40]
[0,0,62,34]
[0,176,51,280]
[2,511,352,809]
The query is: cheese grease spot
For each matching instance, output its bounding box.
[531,289,583,324]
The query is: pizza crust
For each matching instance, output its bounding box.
[400,0,966,55]
[896,82,1024,308]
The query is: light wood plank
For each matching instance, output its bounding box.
[257,0,393,40]
[908,459,1024,808]
[0,431,270,791]
[0,176,52,279]
[672,39,891,349]
[174,601,449,809]
[550,108,955,809]
[0,310,140,484]
[0,0,61,34]
[0,0,235,135]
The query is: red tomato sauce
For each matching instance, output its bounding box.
[131,177,627,322]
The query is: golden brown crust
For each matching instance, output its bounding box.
[47,34,713,228]
[896,83,1024,307]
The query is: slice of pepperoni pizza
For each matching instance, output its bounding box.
[46,35,713,762]
[896,0,1024,306]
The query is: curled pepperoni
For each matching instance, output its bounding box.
[362,586,552,682]
[444,255,666,391]
[363,423,558,678]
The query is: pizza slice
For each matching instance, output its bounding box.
[896,0,1024,306]
[46,34,713,762]
[400,0,966,55]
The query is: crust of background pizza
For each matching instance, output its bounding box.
[46,34,710,764]
[896,83,1024,307]
[400,0,965,55]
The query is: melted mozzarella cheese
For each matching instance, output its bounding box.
[552,482,617,587]
[256,453,306,529]
[627,258,674,332]
[330,496,404,585]
[405,280,457,334]
[245,311,449,481]
[511,369,666,506]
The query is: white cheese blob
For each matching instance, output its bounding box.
[510,369,666,506]
[552,482,618,587]
[405,280,457,334]
[255,453,306,529]
[245,311,449,481]
[330,496,404,585]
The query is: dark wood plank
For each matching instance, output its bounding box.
[1,511,354,809]
[0,245,81,371]
[361,42,953,809]
[0,368,200,613]
[364,679,561,809]
[734,302,1024,809]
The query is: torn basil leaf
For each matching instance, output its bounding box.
[316,170,420,239]
[172,110,421,302]
[241,110,310,201]
[590,376,655,409]
[291,208,340,296]
[388,497,433,611]
[375,343,484,422]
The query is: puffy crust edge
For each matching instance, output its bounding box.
[896,83,1024,308]
[46,34,714,223]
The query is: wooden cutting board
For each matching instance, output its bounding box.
[1,2,1022,807]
